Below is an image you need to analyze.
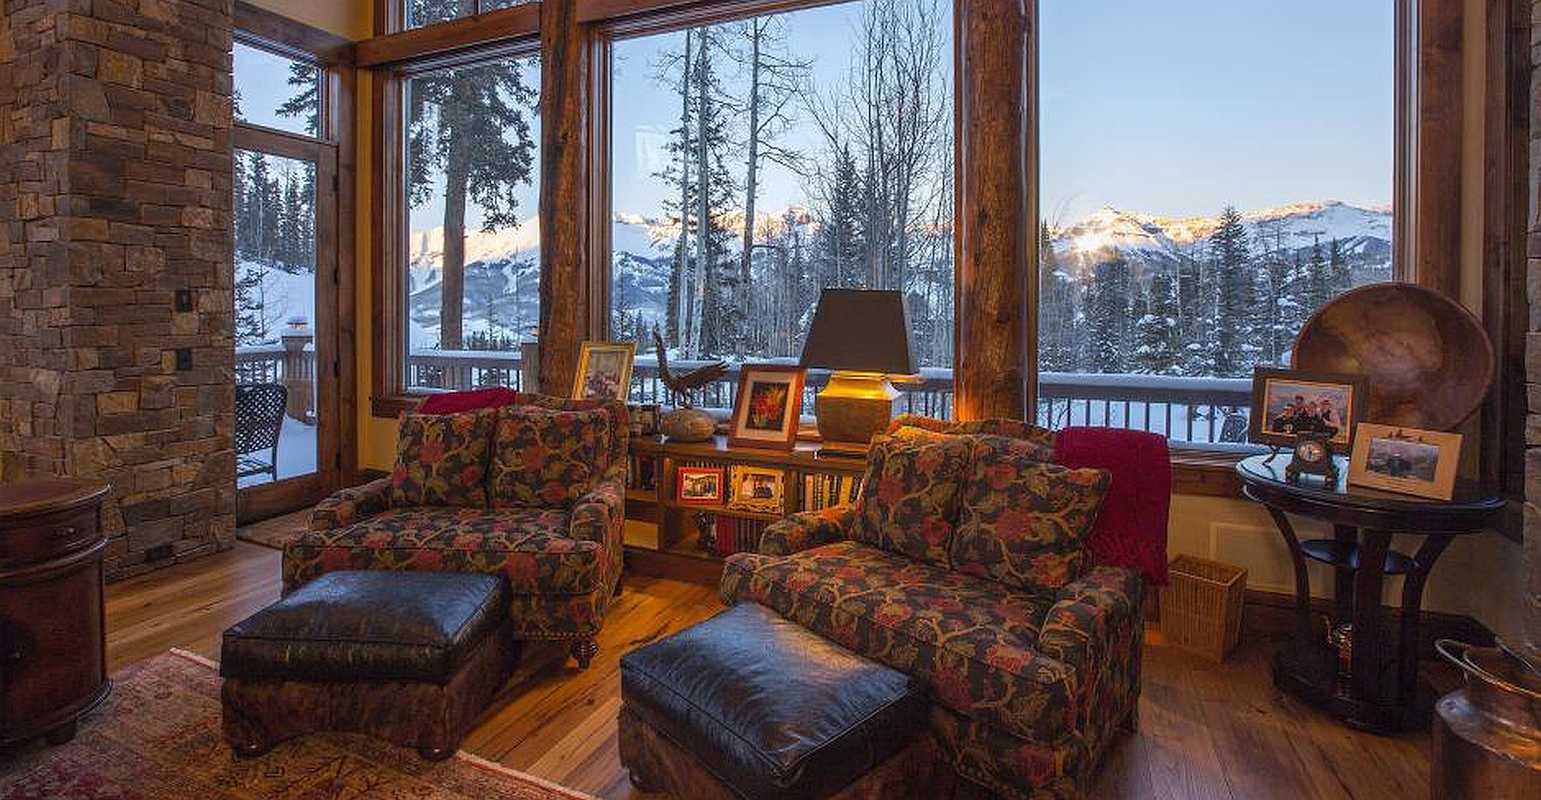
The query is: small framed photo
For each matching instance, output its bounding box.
[676,466,725,505]
[1348,424,1462,501]
[729,364,805,450]
[627,403,661,436]
[728,465,785,514]
[1249,367,1365,452]
[573,341,636,402]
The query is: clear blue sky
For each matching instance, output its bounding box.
[236,0,1396,236]
[1040,0,1395,225]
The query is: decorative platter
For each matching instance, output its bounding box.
[1292,283,1494,432]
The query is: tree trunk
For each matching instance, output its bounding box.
[440,100,471,351]
[739,20,762,308]
[692,33,710,356]
[670,29,692,350]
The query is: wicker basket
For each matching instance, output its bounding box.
[1160,555,1247,662]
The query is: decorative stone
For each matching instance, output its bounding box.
[660,408,715,443]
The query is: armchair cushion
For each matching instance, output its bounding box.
[721,540,1075,745]
[309,476,392,531]
[951,452,1111,594]
[489,404,611,508]
[849,434,973,567]
[283,506,605,596]
[888,414,1057,462]
[388,409,496,508]
[758,506,854,555]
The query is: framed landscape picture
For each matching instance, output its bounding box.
[1248,367,1365,452]
[727,465,785,515]
[1347,424,1462,501]
[572,341,636,401]
[729,364,805,450]
[675,466,725,506]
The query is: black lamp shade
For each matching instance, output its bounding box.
[799,289,915,374]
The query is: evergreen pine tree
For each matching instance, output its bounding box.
[276,61,320,137]
[1133,269,1179,374]
[1210,205,1253,376]
[234,264,268,345]
[1304,235,1329,313]
[1038,224,1077,371]
[1328,237,1349,297]
[1084,251,1131,373]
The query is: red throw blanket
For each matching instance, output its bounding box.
[1055,426,1170,586]
[415,387,519,415]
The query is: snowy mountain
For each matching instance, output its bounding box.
[1050,200,1392,280]
[388,199,1392,349]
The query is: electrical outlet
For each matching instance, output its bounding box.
[175,288,193,312]
[175,348,192,371]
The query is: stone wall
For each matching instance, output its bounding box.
[0,0,235,579]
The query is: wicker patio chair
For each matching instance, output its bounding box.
[236,383,288,483]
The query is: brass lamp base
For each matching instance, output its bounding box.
[814,372,899,457]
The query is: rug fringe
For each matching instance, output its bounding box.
[170,648,220,670]
[454,751,598,800]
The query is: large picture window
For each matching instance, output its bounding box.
[401,53,541,391]
[1037,1,1397,448]
[606,0,956,415]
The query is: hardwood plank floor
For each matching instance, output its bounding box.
[104,540,1434,799]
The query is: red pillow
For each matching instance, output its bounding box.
[417,387,518,415]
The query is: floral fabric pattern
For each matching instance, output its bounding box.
[721,541,1074,744]
[758,506,855,555]
[389,409,496,508]
[849,434,973,567]
[309,477,392,532]
[489,405,611,509]
[888,414,1057,462]
[951,455,1111,594]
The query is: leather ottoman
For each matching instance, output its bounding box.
[220,570,516,760]
[619,602,932,799]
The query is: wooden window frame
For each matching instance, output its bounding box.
[233,1,361,496]
[364,0,1513,503]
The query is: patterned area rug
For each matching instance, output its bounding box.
[235,509,310,550]
[0,650,592,800]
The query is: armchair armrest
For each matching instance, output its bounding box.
[309,477,393,531]
[570,461,626,545]
[1035,565,1146,742]
[758,506,855,555]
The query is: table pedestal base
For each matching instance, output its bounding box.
[1273,639,1434,734]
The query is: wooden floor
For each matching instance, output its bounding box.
[104,535,1436,800]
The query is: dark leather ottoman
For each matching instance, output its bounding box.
[619,602,932,799]
[220,570,516,760]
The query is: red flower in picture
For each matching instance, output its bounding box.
[746,383,789,430]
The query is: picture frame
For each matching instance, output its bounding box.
[1248,367,1365,453]
[1347,423,1462,501]
[627,403,661,437]
[728,364,805,450]
[572,341,637,402]
[675,466,725,505]
[727,465,786,515]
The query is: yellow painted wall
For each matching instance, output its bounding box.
[244,0,1525,637]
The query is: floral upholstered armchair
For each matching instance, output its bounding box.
[720,416,1167,799]
[283,392,627,669]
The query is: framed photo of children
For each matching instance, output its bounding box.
[572,341,636,401]
[1348,424,1462,501]
[727,465,786,514]
[1248,367,1365,452]
[729,365,805,450]
[676,466,725,505]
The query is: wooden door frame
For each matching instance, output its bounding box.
[232,125,344,523]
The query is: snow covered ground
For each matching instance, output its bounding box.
[237,416,317,488]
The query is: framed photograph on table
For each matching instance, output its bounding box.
[573,341,636,401]
[1248,367,1365,452]
[729,365,805,450]
[727,465,785,515]
[675,466,725,506]
[1348,424,1462,501]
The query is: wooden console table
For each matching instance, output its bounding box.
[1235,455,1501,733]
[0,477,112,746]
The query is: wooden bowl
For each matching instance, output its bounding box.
[1292,283,1493,431]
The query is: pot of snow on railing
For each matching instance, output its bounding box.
[653,327,721,443]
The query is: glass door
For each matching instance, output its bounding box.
[231,132,340,520]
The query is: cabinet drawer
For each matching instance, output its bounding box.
[0,507,99,565]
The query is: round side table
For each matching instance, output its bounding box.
[1235,454,1502,734]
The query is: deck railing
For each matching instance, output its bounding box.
[236,333,316,423]
[399,348,1256,446]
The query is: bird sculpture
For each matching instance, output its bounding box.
[653,327,727,409]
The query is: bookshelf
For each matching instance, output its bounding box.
[622,435,867,584]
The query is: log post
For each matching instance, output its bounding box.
[953,0,1031,422]
[538,0,589,396]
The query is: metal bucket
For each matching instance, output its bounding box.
[1430,638,1541,799]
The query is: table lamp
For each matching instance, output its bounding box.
[799,288,915,457]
